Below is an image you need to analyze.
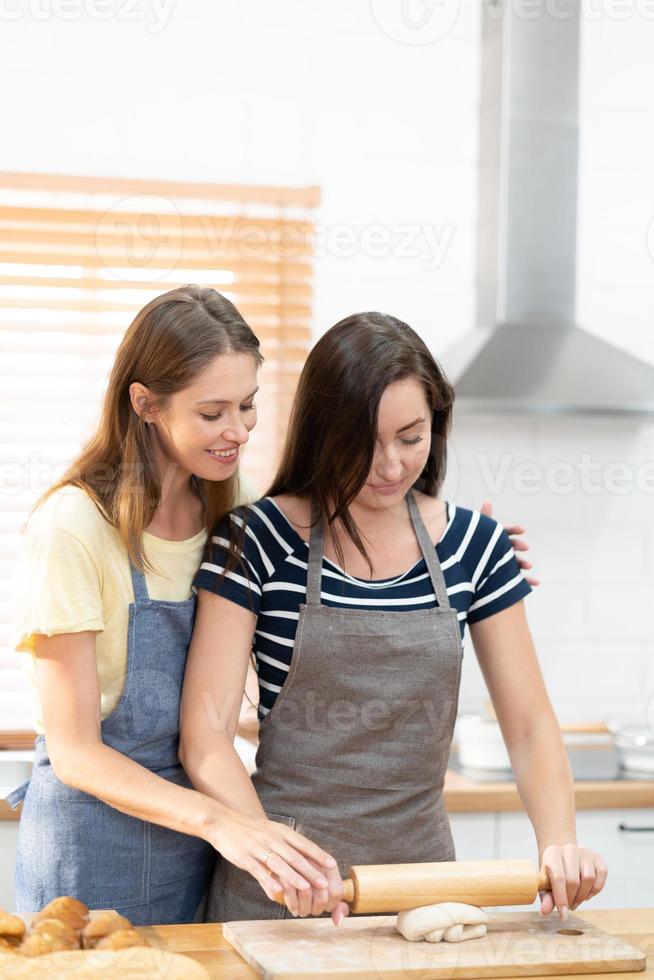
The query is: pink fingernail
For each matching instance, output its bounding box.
[324,857,337,868]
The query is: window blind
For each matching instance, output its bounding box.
[0,170,318,721]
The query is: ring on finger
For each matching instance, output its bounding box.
[262,850,277,868]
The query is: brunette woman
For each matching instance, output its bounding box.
[181,312,608,924]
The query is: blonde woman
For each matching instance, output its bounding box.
[8,286,338,925]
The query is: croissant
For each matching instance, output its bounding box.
[81,912,132,948]
[20,932,79,957]
[30,917,79,944]
[34,896,88,930]
[0,909,25,938]
[95,928,147,950]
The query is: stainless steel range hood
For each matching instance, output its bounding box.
[448,0,654,416]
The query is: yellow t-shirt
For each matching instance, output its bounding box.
[12,480,258,734]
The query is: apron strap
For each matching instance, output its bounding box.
[305,499,324,607]
[406,489,451,609]
[305,491,451,609]
[129,561,151,603]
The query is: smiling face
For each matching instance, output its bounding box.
[134,351,259,483]
[355,376,432,510]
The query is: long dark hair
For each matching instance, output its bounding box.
[266,311,454,571]
[31,285,263,573]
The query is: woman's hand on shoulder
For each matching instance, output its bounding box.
[480,500,540,587]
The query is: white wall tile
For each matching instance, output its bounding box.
[450,415,653,721]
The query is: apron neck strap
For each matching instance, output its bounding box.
[129,561,151,603]
[306,499,324,606]
[405,489,451,607]
[305,490,451,608]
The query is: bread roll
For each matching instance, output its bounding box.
[81,912,133,948]
[0,909,25,938]
[20,932,79,956]
[95,928,147,950]
[30,917,78,943]
[35,896,88,930]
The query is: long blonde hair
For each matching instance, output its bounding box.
[31,285,263,572]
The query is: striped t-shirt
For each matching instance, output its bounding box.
[193,497,532,719]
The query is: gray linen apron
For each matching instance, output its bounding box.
[207,488,463,922]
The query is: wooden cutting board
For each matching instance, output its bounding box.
[223,909,648,980]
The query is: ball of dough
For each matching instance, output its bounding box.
[396,902,489,944]
[443,922,488,943]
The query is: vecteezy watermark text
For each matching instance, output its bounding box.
[0,0,175,32]
[478,453,654,496]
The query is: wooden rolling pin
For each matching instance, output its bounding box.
[275,859,550,913]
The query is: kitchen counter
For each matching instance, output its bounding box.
[2,728,653,820]
[2,768,653,820]
[442,768,654,812]
[137,908,653,979]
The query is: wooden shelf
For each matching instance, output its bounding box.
[0,731,35,751]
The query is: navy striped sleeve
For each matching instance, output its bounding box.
[193,508,265,616]
[466,515,532,624]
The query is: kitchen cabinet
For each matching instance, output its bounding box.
[450,805,654,911]
[450,812,497,860]
[0,821,18,910]
[0,747,32,912]
[496,808,654,910]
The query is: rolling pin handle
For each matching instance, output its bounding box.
[272,878,355,907]
[537,870,550,892]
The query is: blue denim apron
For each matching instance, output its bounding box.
[7,562,214,925]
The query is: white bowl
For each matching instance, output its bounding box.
[454,714,512,771]
[606,720,654,774]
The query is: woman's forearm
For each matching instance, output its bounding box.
[507,715,577,857]
[180,733,266,820]
[55,740,226,839]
